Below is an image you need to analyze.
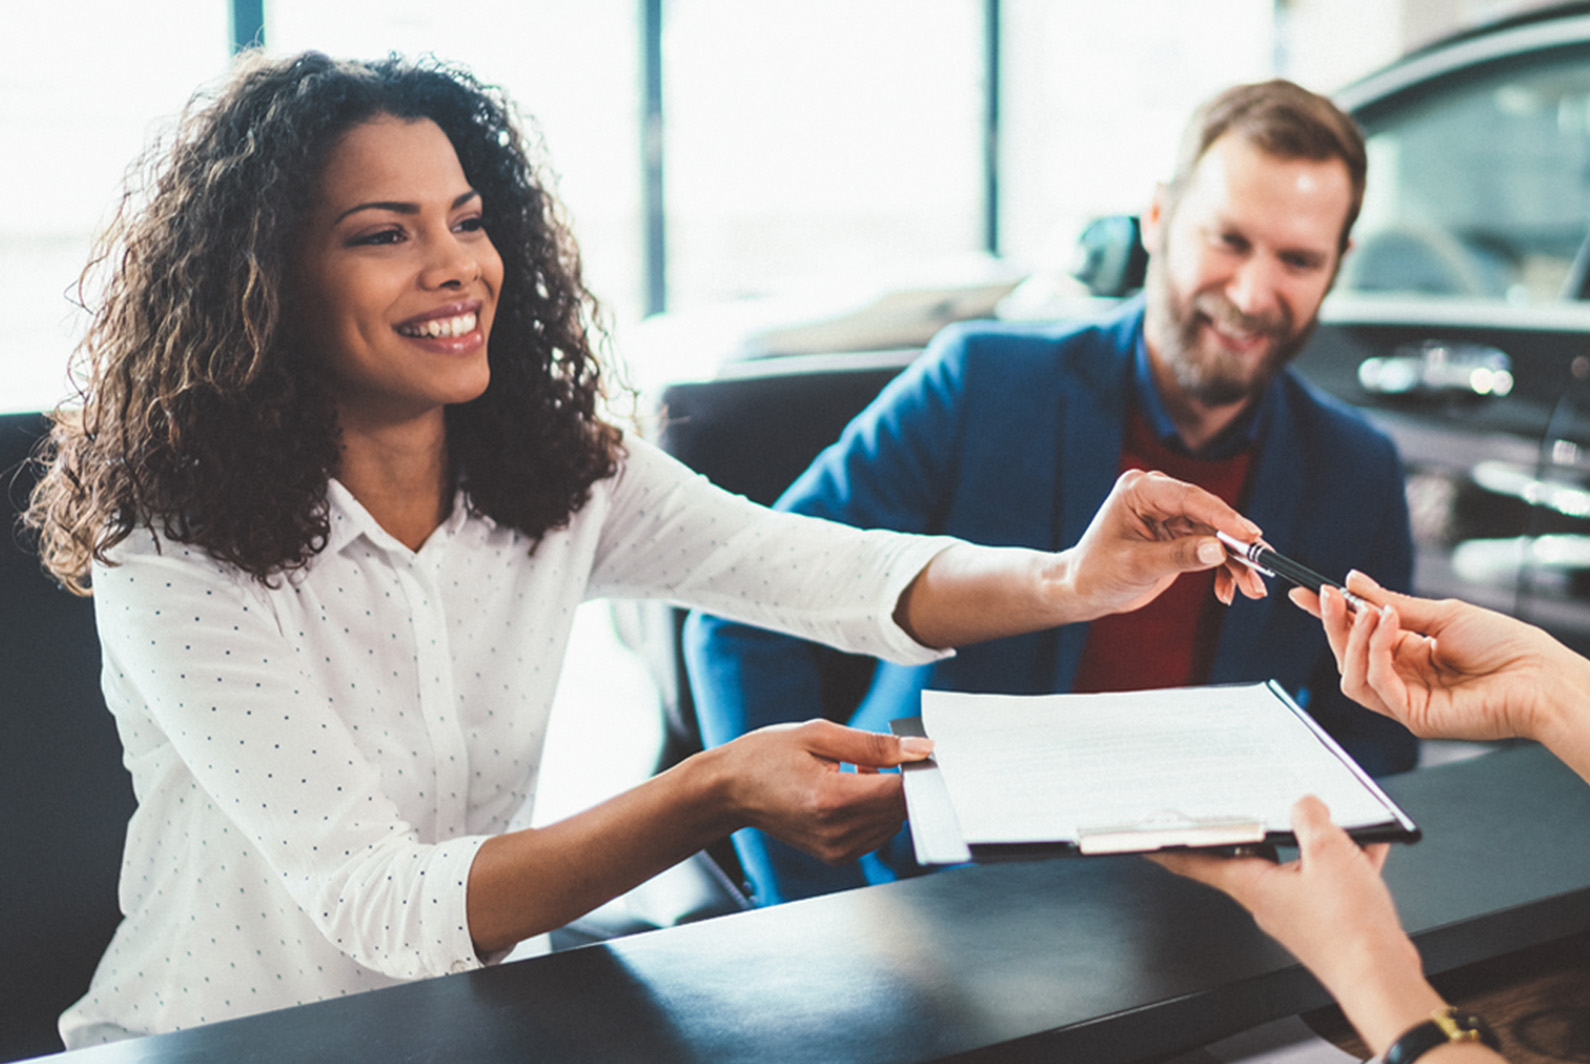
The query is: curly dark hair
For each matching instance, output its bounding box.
[28,51,623,594]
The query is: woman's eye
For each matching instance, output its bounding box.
[350,228,404,247]
[456,215,486,233]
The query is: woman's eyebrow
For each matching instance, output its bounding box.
[334,189,480,225]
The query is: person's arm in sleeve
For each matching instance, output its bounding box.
[891,467,1267,646]
[97,525,939,970]
[685,336,976,747]
[100,533,944,963]
[602,436,1271,669]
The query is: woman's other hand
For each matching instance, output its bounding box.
[716,720,933,864]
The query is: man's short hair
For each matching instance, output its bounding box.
[1167,79,1367,253]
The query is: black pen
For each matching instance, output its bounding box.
[1214,530,1369,611]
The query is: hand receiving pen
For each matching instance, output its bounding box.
[1214,530,1369,611]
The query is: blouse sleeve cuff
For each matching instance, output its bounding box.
[427,836,495,976]
[867,535,961,665]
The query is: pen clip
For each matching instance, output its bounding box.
[1214,530,1274,577]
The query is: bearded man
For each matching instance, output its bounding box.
[685,79,1416,905]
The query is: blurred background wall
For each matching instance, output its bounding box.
[0,0,1566,413]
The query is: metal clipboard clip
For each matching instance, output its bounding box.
[1076,810,1266,855]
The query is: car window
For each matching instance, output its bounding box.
[1341,48,1590,305]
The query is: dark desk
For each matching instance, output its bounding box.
[41,744,1590,1064]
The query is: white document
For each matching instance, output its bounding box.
[917,682,1409,855]
[1158,1016,1363,1064]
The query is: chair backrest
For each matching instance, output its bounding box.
[657,351,917,509]
[0,412,132,1062]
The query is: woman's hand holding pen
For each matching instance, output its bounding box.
[892,469,1267,649]
[1294,571,1590,781]
[1064,468,1269,618]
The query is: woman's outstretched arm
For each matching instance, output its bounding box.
[893,468,1267,650]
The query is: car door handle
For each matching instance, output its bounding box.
[1358,340,1514,398]
[1473,460,1590,518]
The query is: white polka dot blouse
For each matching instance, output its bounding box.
[61,435,953,1046]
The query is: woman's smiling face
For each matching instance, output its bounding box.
[295,114,505,432]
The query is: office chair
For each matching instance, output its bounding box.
[0,411,134,1062]
[1070,215,1148,297]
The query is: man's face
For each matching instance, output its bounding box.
[1142,132,1352,411]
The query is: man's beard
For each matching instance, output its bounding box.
[1147,265,1317,408]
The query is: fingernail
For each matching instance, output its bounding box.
[900,737,934,756]
[1198,539,1224,565]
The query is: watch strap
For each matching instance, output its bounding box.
[1383,1006,1500,1064]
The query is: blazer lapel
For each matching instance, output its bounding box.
[1053,306,1139,686]
[1210,378,1306,681]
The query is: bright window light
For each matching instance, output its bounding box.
[0,1,228,414]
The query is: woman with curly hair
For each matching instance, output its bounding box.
[28,51,1264,1046]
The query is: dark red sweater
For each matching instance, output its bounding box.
[1073,409,1253,693]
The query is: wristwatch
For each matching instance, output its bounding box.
[1380,1006,1500,1064]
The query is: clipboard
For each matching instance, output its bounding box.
[892,680,1420,866]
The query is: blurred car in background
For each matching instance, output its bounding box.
[650,2,1590,662]
[1272,1,1590,654]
